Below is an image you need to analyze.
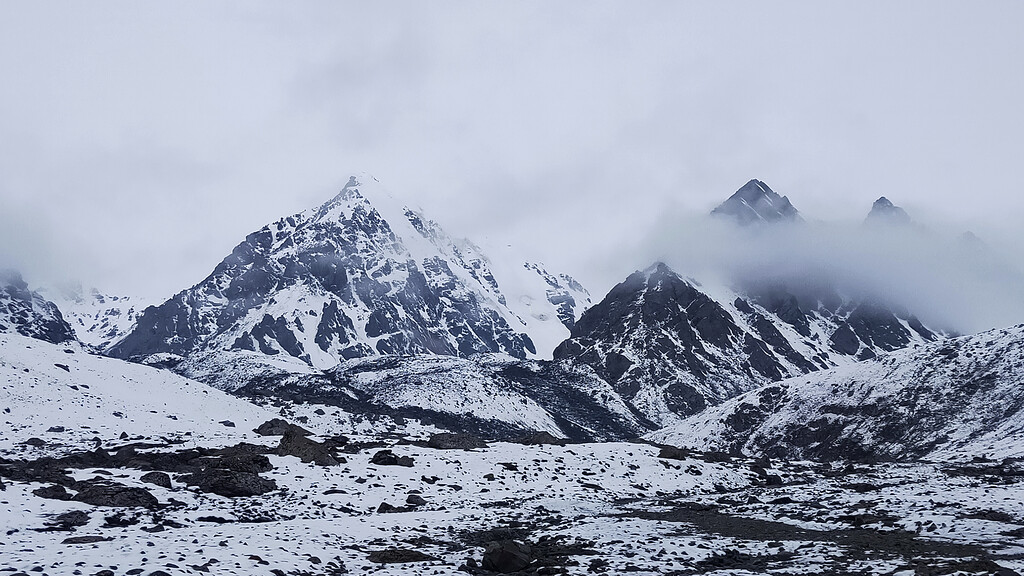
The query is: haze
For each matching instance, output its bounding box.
[2,2,1023,333]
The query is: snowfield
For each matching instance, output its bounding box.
[3,335,1024,575]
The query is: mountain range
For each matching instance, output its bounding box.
[5,175,1024,574]
[2,176,968,441]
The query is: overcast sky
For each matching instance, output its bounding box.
[2,2,1024,315]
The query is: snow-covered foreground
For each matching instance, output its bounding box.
[3,335,1024,575]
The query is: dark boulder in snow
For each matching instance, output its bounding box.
[71,481,159,508]
[139,471,172,489]
[254,418,310,437]
[180,469,277,497]
[482,539,533,573]
[369,449,414,467]
[426,432,488,450]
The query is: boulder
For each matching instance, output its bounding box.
[370,450,414,467]
[514,432,566,446]
[277,430,339,466]
[34,484,73,501]
[427,433,488,450]
[368,549,438,563]
[139,471,172,489]
[482,539,532,573]
[47,510,90,531]
[180,469,277,497]
[72,481,159,508]
[253,418,310,437]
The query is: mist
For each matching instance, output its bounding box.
[609,210,1024,336]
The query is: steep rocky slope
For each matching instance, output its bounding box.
[553,263,940,425]
[652,324,1024,461]
[109,176,588,368]
[0,270,76,345]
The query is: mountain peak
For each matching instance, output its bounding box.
[865,196,911,227]
[710,180,801,224]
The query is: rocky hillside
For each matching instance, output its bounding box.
[553,263,940,426]
[0,270,76,345]
[652,324,1024,461]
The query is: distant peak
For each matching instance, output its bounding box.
[710,180,801,225]
[865,196,910,227]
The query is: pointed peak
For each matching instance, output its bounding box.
[865,196,911,227]
[711,179,801,225]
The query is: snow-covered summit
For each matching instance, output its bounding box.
[710,179,801,224]
[39,283,152,351]
[108,176,588,369]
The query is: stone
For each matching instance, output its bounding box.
[253,418,310,437]
[139,471,172,489]
[367,549,438,563]
[369,450,413,467]
[482,540,532,573]
[426,432,488,450]
[72,481,159,508]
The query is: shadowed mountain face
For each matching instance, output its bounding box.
[711,179,801,224]
[0,270,76,344]
[108,176,588,368]
[553,263,941,426]
[864,196,911,227]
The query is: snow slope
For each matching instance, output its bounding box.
[0,332,276,454]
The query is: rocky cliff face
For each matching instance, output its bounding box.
[652,324,1024,461]
[108,176,588,368]
[553,263,941,425]
[0,270,76,345]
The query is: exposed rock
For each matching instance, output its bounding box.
[253,418,310,437]
[367,548,438,564]
[482,539,533,573]
[139,471,172,489]
[515,431,566,446]
[61,535,113,544]
[33,484,73,501]
[72,481,159,508]
[179,469,277,498]
[277,430,339,466]
[46,510,90,531]
[369,450,414,467]
[427,432,488,450]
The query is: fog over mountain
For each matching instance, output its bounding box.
[2,2,1024,307]
[624,205,1024,336]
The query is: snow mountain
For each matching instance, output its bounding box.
[108,176,588,369]
[553,263,942,426]
[40,283,151,351]
[0,270,76,345]
[652,323,1024,461]
[710,179,801,224]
